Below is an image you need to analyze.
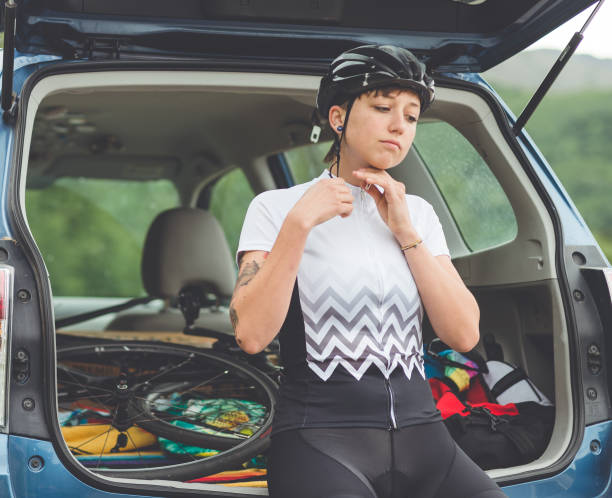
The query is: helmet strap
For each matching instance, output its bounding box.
[332,97,355,179]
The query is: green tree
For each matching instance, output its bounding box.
[495,86,612,260]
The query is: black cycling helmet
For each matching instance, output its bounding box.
[316,44,435,121]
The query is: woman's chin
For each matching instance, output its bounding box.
[368,160,399,170]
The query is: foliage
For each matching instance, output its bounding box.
[495,85,612,260]
[209,169,255,261]
[285,141,331,184]
[413,122,517,252]
[26,178,179,297]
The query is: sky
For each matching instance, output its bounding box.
[527,1,612,59]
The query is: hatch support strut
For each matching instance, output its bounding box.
[1,0,17,123]
[513,0,606,135]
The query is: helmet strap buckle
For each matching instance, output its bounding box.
[310,109,322,143]
[310,124,321,143]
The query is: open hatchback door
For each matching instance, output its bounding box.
[11,0,599,70]
[1,0,610,497]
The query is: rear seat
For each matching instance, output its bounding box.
[105,207,236,335]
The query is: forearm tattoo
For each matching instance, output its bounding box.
[229,306,240,341]
[230,259,263,341]
[235,260,261,288]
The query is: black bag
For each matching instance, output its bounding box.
[444,401,555,470]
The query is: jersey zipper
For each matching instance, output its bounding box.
[360,187,398,430]
[386,377,398,429]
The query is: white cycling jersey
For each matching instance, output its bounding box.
[237,168,450,432]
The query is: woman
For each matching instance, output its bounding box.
[230,45,507,498]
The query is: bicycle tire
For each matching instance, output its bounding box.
[57,342,277,481]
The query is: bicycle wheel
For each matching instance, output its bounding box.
[57,342,277,481]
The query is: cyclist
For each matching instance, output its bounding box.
[230,45,506,498]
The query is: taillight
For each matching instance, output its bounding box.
[604,268,612,306]
[0,265,14,428]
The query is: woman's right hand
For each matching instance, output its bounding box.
[290,177,354,229]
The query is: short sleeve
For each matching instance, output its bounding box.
[236,193,280,266]
[421,202,450,258]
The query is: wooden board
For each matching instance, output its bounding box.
[57,329,218,348]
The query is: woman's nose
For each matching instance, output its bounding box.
[388,110,406,133]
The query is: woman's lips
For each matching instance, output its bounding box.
[381,140,400,150]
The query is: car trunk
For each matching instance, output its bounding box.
[9,61,579,495]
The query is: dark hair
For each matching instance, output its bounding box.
[323,86,419,167]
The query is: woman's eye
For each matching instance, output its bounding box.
[375,106,390,112]
[405,115,418,123]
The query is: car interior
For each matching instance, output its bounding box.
[20,69,572,490]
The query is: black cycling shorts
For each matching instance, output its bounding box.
[267,421,508,498]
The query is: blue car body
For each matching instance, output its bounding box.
[0,1,610,495]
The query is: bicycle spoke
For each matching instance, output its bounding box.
[171,440,202,462]
[58,392,114,400]
[58,394,114,405]
[70,426,114,454]
[164,371,231,395]
[130,395,234,426]
[63,422,114,427]
[132,411,253,439]
[124,430,143,461]
[69,445,94,456]
[128,395,222,430]
[146,407,254,436]
[96,428,113,470]
[58,378,114,395]
[95,405,121,470]
[138,354,198,387]
[136,411,248,436]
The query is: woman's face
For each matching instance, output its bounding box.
[332,89,421,170]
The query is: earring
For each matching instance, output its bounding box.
[337,125,344,131]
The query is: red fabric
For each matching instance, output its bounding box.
[429,378,450,401]
[465,376,490,404]
[429,378,519,419]
[429,379,469,419]
[437,392,469,419]
[470,402,519,416]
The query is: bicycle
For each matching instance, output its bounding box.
[57,341,278,481]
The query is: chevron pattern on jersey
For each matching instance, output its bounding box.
[298,268,425,382]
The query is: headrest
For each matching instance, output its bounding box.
[141,208,236,299]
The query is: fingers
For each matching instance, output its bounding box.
[337,190,353,203]
[339,202,354,218]
[362,182,383,203]
[352,168,390,189]
[352,168,406,198]
[336,188,354,218]
[301,177,354,225]
[322,178,353,203]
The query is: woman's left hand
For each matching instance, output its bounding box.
[352,167,416,242]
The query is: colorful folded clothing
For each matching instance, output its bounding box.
[62,424,157,455]
[188,468,267,484]
[155,397,268,458]
[221,481,267,488]
[59,407,112,426]
[75,451,175,468]
[441,350,480,391]
[153,396,267,439]
[158,438,219,458]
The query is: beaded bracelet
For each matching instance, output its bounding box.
[400,239,423,252]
